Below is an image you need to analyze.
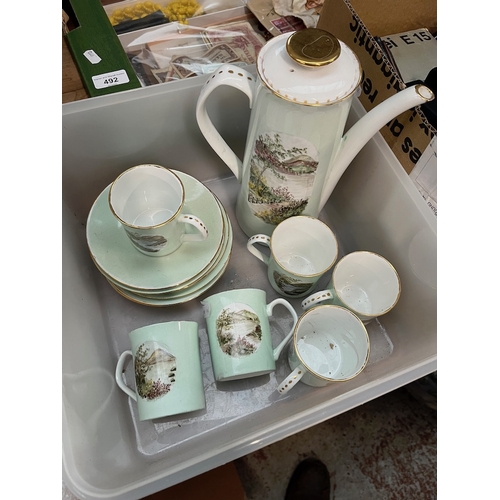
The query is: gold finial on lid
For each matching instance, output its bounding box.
[286,28,341,67]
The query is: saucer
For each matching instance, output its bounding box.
[93,196,229,295]
[103,197,231,297]
[108,216,233,306]
[87,170,225,291]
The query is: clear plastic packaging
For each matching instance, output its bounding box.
[124,19,268,86]
[103,0,246,33]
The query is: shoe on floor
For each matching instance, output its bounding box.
[284,457,331,500]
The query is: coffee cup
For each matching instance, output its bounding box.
[301,251,401,324]
[109,164,208,257]
[247,216,338,298]
[115,321,205,421]
[201,288,298,382]
[277,305,370,395]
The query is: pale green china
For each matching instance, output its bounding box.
[130,205,231,299]
[109,214,233,306]
[97,196,229,296]
[201,288,298,381]
[87,170,224,291]
[115,321,205,421]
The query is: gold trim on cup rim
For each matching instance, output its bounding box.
[108,164,185,230]
[271,216,338,278]
[332,251,402,319]
[293,304,370,382]
[89,194,228,293]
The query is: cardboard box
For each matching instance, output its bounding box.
[380,28,437,84]
[318,0,437,175]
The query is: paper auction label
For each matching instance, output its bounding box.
[92,69,129,90]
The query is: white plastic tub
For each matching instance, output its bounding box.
[62,73,436,500]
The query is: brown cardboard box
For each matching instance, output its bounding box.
[144,462,246,499]
[318,0,437,174]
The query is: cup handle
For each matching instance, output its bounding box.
[115,350,137,401]
[277,366,305,394]
[301,290,334,311]
[267,298,298,360]
[247,234,271,265]
[179,214,209,243]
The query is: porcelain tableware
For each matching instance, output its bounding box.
[87,170,225,291]
[201,288,298,381]
[95,196,230,297]
[301,251,401,324]
[247,216,338,298]
[115,321,205,421]
[277,305,370,394]
[196,28,434,237]
[108,211,233,306]
[109,164,209,257]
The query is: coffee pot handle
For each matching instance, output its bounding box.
[196,64,256,181]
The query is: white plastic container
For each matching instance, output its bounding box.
[62,72,436,499]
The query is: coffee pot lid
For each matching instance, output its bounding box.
[257,28,362,106]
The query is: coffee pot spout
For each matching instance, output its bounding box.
[318,84,435,211]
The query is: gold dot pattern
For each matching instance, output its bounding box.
[205,68,255,86]
[278,370,303,393]
[302,291,333,308]
[186,216,208,235]
[249,235,270,243]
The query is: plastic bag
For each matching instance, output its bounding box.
[272,0,323,28]
[107,0,204,32]
[104,0,246,34]
[124,19,268,86]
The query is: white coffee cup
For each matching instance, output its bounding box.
[109,164,208,257]
[247,216,338,298]
[277,305,370,395]
[301,251,401,324]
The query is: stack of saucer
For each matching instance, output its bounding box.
[86,170,232,306]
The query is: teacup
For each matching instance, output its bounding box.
[301,251,401,324]
[115,321,205,420]
[201,288,298,381]
[109,164,208,257]
[247,216,338,298]
[277,305,370,394]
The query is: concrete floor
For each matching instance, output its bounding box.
[233,381,437,500]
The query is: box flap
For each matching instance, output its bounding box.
[318,0,437,175]
[350,0,437,36]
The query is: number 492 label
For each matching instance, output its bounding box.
[92,69,129,90]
